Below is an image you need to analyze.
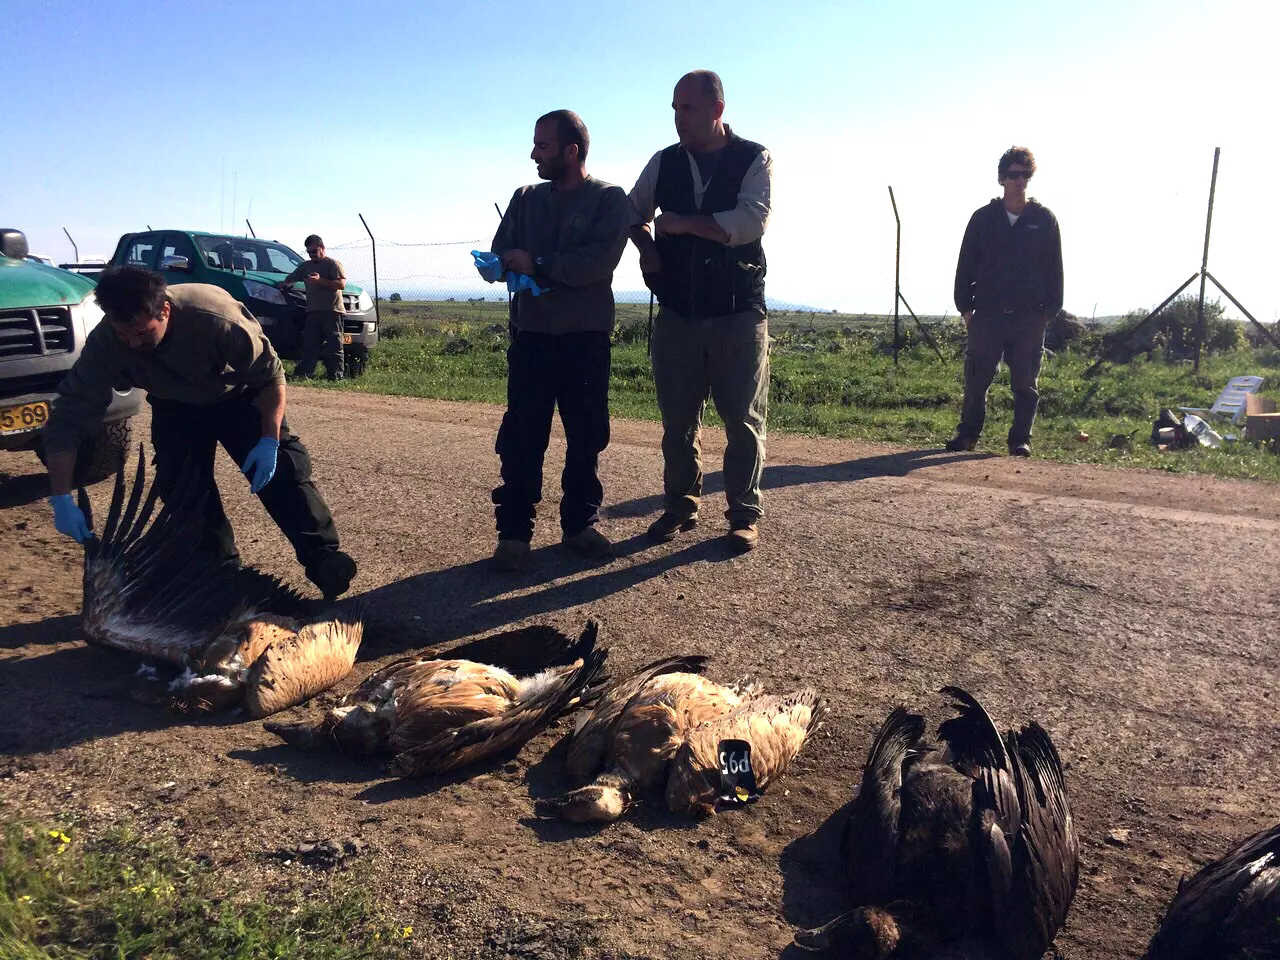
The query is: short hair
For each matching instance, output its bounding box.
[998,146,1037,180]
[304,234,324,248]
[537,109,589,163]
[679,70,724,103]
[94,265,168,323]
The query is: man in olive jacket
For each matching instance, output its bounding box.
[43,265,356,599]
[949,145,1063,457]
[487,109,630,572]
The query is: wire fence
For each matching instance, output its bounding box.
[325,237,857,325]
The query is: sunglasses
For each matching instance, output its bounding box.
[1004,170,1032,180]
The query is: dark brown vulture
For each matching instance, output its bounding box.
[537,655,825,822]
[265,620,606,778]
[79,447,363,717]
[1142,822,1280,960]
[795,687,1078,959]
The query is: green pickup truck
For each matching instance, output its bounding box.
[0,229,143,483]
[108,229,378,376]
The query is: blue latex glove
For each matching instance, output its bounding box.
[506,271,547,297]
[242,437,279,494]
[50,493,93,543]
[471,250,505,283]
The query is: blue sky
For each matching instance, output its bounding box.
[7,0,1278,317]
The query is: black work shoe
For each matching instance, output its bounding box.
[945,434,978,452]
[305,549,357,600]
[647,512,698,544]
[1009,443,1032,458]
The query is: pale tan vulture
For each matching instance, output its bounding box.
[79,448,363,718]
[538,655,825,822]
[265,620,606,778]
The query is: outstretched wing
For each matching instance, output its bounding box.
[388,640,608,778]
[842,707,927,904]
[1142,822,1280,960]
[79,446,303,664]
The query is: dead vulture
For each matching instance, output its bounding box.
[265,620,606,778]
[537,655,825,822]
[795,687,1078,959]
[79,447,363,717]
[1141,821,1280,960]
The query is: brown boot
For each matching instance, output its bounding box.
[727,523,759,554]
[646,512,698,544]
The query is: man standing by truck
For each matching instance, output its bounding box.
[43,265,357,600]
[278,235,347,381]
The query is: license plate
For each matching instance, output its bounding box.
[0,400,50,436]
[342,334,353,344]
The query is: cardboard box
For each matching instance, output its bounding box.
[1244,394,1280,442]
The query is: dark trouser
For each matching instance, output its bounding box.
[957,309,1049,446]
[296,309,345,379]
[650,307,769,525]
[492,330,611,543]
[148,391,341,566]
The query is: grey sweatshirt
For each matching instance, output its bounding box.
[491,176,629,334]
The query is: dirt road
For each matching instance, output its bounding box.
[3,388,1277,958]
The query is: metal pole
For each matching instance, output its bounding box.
[889,186,901,366]
[358,213,379,326]
[62,227,78,263]
[1193,147,1220,371]
[246,219,257,238]
[1206,271,1280,350]
[896,293,944,361]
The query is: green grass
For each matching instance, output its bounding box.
[304,300,1280,483]
[0,820,410,959]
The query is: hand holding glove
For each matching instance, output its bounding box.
[50,493,93,543]
[242,437,280,494]
[471,250,505,283]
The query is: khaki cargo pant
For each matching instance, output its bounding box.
[650,307,769,526]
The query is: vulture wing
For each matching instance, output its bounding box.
[1142,822,1280,960]
[565,654,708,784]
[842,707,927,904]
[665,688,826,817]
[387,636,608,778]
[79,446,303,664]
[937,687,1022,936]
[999,722,1080,959]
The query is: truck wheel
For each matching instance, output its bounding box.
[344,345,368,378]
[76,418,134,485]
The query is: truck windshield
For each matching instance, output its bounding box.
[194,236,305,274]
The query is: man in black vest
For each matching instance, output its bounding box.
[628,70,773,553]
[948,146,1063,457]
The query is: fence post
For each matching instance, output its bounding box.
[1193,147,1220,371]
[889,186,901,366]
[358,213,379,328]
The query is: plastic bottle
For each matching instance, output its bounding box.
[1182,414,1223,449]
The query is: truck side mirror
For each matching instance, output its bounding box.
[1,229,30,260]
[160,255,191,272]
